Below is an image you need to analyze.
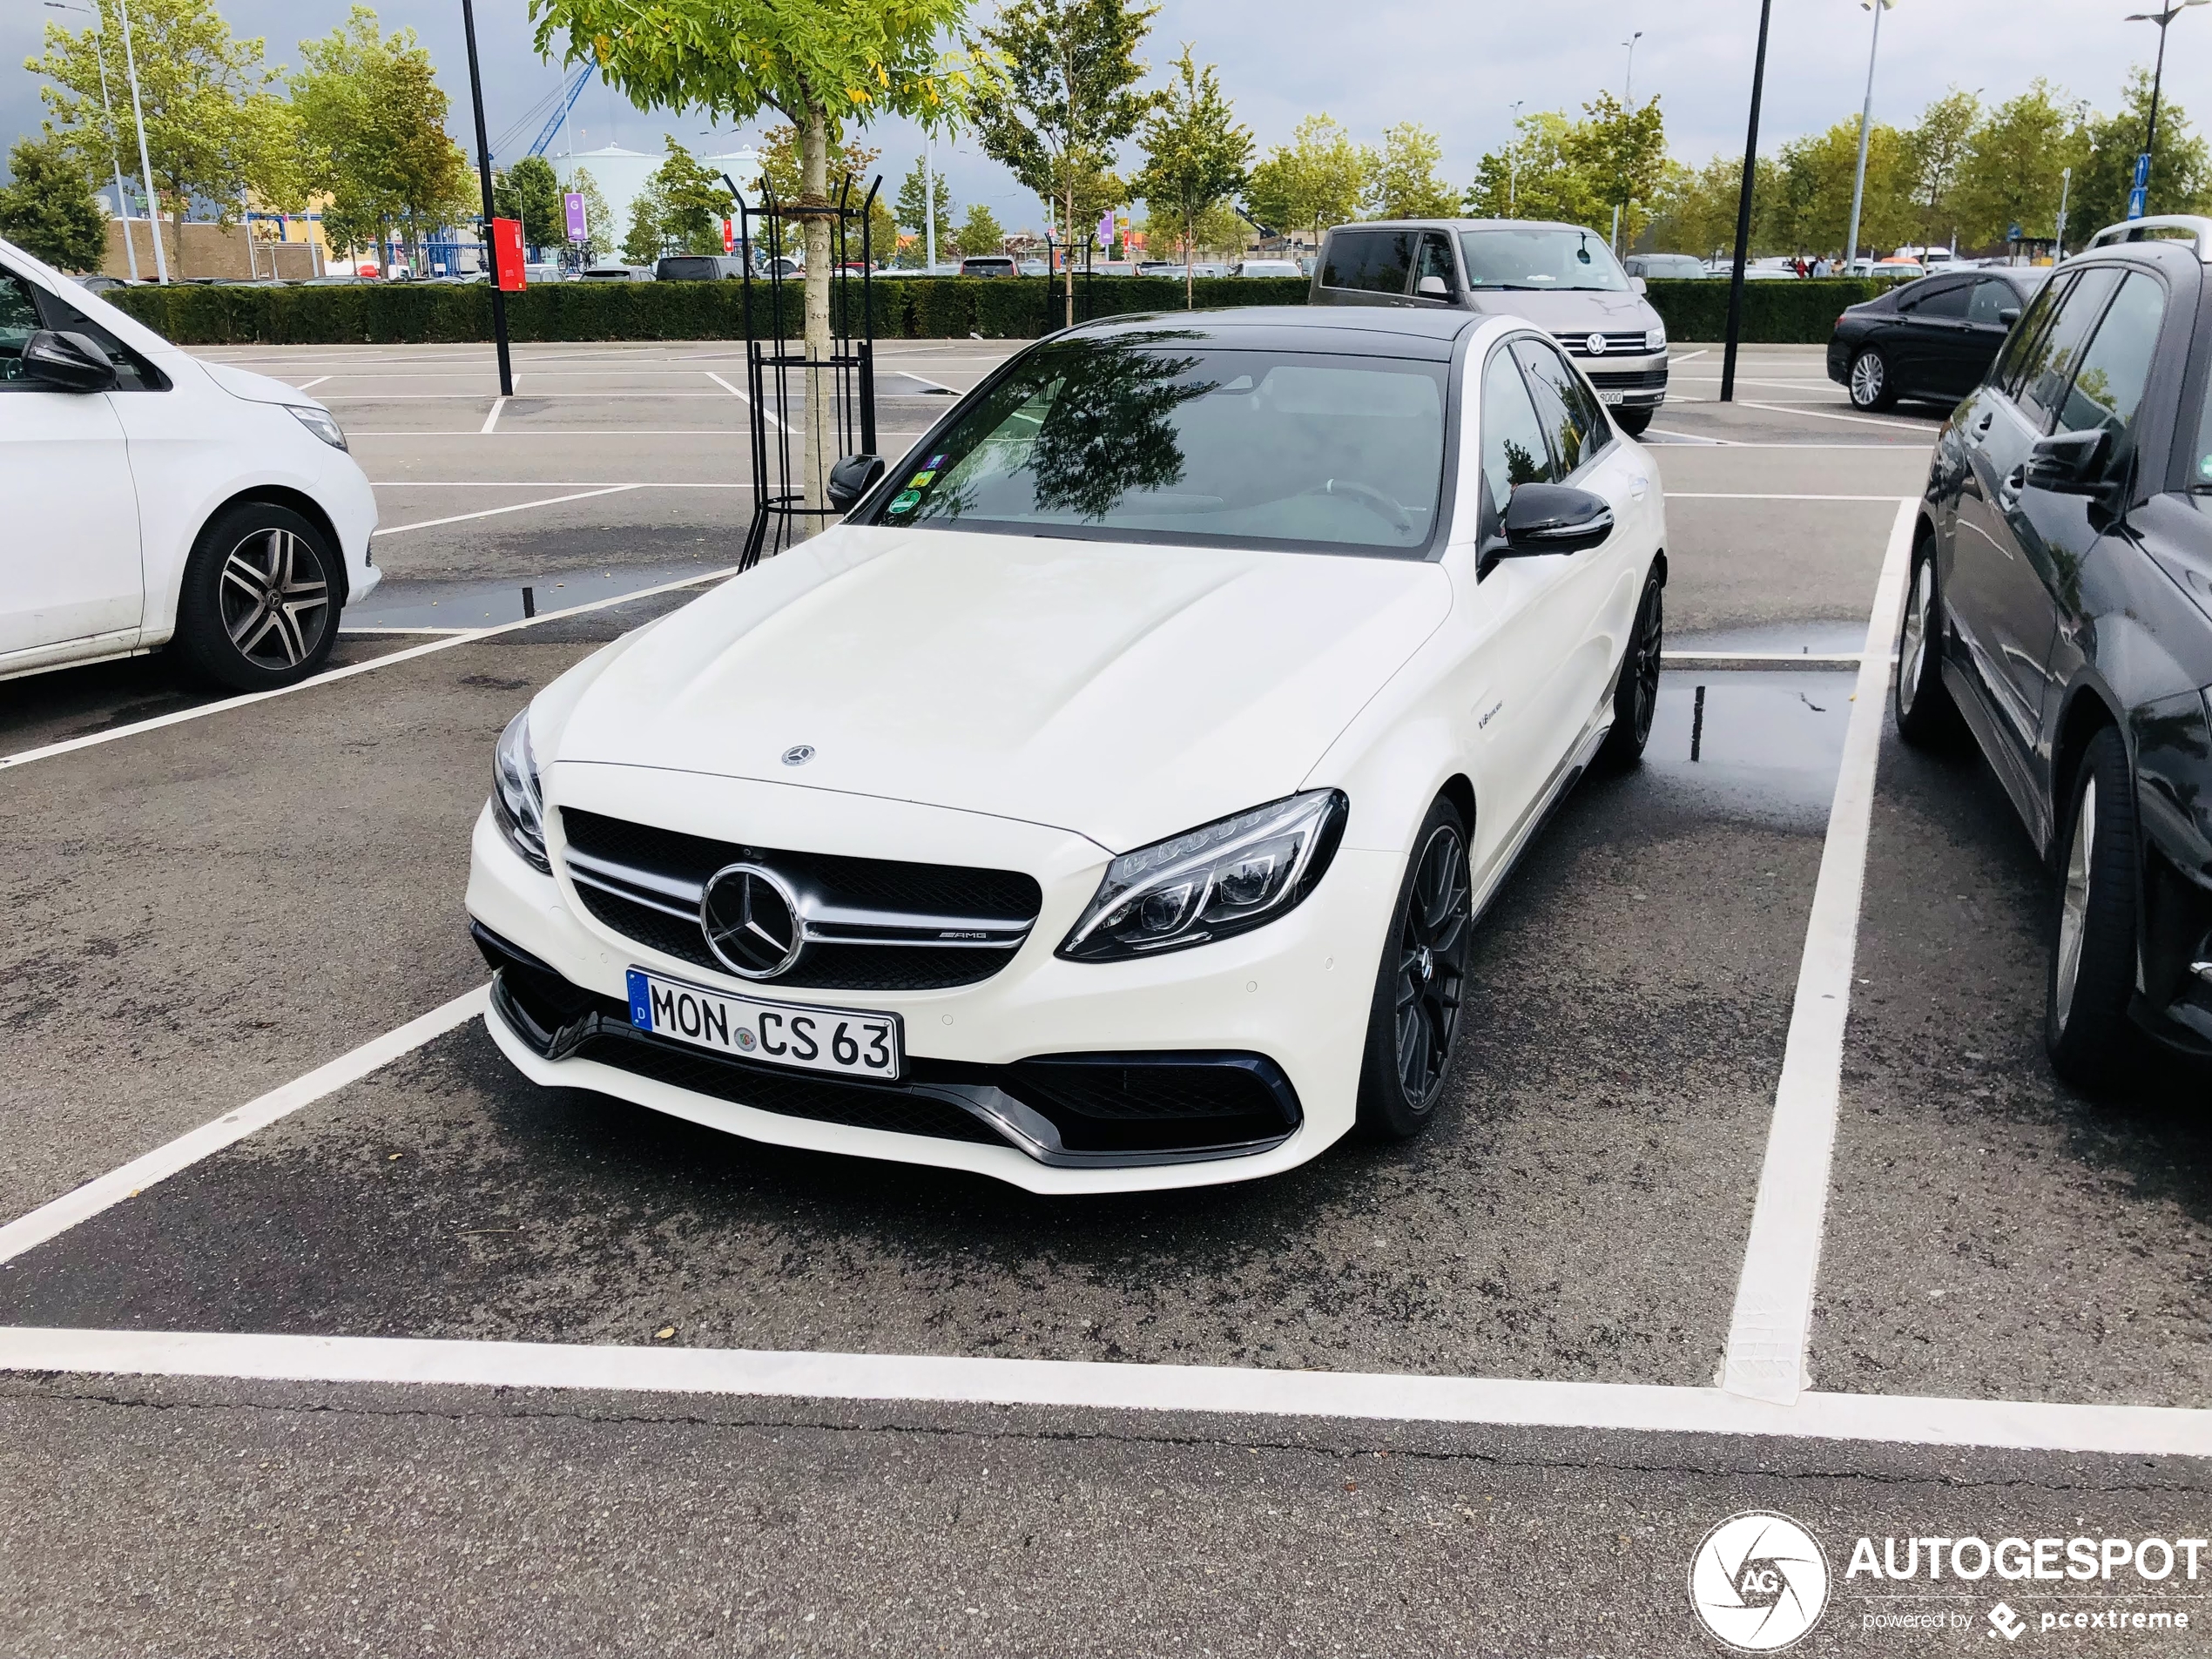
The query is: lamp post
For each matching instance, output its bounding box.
[1722,0,1776,402]
[43,1,137,280]
[2126,0,2209,214]
[1622,30,1643,108]
[1507,98,1524,215]
[458,0,513,397]
[114,0,166,281]
[1844,0,1894,273]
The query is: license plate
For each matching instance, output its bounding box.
[1598,388,1628,405]
[625,968,903,1082]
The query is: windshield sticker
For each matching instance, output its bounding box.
[908,469,936,488]
[926,452,947,469]
[887,489,923,514]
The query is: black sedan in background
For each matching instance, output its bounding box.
[1830,266,2047,411]
[1898,225,2212,1082]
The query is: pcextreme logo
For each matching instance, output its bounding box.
[1689,1511,1832,1651]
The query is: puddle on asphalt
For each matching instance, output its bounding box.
[1669,620,1871,658]
[1639,669,1857,828]
[344,563,729,630]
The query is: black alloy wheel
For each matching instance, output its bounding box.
[1357,799,1474,1139]
[1893,534,1961,745]
[1848,347,1897,411]
[173,500,341,691]
[1600,565,1664,767]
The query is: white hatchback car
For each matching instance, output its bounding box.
[0,236,377,689]
[468,307,1666,1193]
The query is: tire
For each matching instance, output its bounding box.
[1356,796,1474,1140]
[172,501,341,691]
[1848,347,1897,411]
[2045,727,2143,1088]
[1598,564,1663,769]
[1613,406,1654,437]
[1893,533,1962,746]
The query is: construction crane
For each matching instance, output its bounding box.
[526,64,593,158]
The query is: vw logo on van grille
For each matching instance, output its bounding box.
[699,862,804,979]
[1586,333,1608,355]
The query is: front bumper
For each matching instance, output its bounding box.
[1572,349,1669,410]
[464,774,1402,1194]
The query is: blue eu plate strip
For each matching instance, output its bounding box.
[626,968,652,1030]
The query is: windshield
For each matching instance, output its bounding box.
[1460,228,1629,292]
[869,336,1449,556]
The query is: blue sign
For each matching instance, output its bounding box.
[2134,152,2153,189]
[2128,185,2149,220]
[2006,222,2022,241]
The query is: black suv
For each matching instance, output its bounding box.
[1900,217,2212,1081]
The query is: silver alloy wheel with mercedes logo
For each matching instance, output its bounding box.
[699,862,805,979]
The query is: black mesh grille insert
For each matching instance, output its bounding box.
[560,807,1042,991]
[1007,1055,1299,1154]
[1585,368,1669,390]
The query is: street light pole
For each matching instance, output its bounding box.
[1722,0,1776,403]
[43,1,137,280]
[2127,0,2209,210]
[115,0,166,282]
[1844,0,1894,273]
[1623,30,1643,108]
[458,0,513,398]
[1507,99,1524,215]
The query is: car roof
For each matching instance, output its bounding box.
[1055,305,1477,359]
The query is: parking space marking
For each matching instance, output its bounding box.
[294,375,329,390]
[705,370,783,430]
[0,988,487,1266]
[0,564,739,772]
[1733,401,1941,434]
[1722,497,1919,1406]
[479,397,505,435]
[374,484,641,536]
[3,1325,2209,1456]
[1668,492,1915,501]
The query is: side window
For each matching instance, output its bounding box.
[1480,346,1554,513]
[33,290,158,391]
[2018,267,2123,430]
[1966,279,2019,326]
[1898,279,1970,318]
[1413,233,1458,299]
[1994,275,2070,397]
[2053,272,2165,442]
[0,270,42,388]
[1320,230,1416,294]
[1511,337,1599,475]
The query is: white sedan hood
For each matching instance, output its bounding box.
[551,526,1451,852]
[199,358,323,408]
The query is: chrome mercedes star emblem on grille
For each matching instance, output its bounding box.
[781,745,815,766]
[1586,332,1608,355]
[700,862,804,979]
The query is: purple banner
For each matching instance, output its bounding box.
[563,192,588,242]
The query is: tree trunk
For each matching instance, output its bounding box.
[170,198,186,280]
[1063,176,1076,330]
[1185,213,1194,310]
[799,104,834,525]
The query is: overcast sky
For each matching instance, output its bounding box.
[3,0,2196,219]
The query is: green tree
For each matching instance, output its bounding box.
[756,121,880,266]
[560,164,611,260]
[1244,112,1374,246]
[1367,121,1454,219]
[970,0,1158,324]
[1775,116,1915,257]
[657,135,738,254]
[1132,45,1251,305]
[2070,70,2210,239]
[1904,88,1979,248]
[1646,152,1784,260]
[1562,92,1669,247]
[1953,81,2079,248]
[952,202,1004,255]
[533,0,981,521]
[495,153,565,253]
[0,132,109,272]
[1465,111,1603,225]
[620,184,665,263]
[30,0,292,279]
[894,153,954,263]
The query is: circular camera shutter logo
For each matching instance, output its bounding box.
[699,862,803,980]
[1688,1511,1830,1651]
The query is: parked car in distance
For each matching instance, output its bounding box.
[0,233,378,691]
[580,263,653,281]
[655,254,745,281]
[1828,266,2046,410]
[468,305,1669,1192]
[1136,261,1184,278]
[71,273,134,293]
[1901,214,2212,1079]
[1312,218,1670,435]
[1624,253,1707,280]
[1232,259,1305,278]
[959,255,1019,278]
[1019,258,1048,276]
[523,261,569,284]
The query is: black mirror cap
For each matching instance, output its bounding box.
[826,453,886,514]
[2023,428,2111,494]
[1501,482,1615,554]
[1999,306,2022,325]
[20,328,116,392]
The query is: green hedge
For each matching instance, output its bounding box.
[105,272,1887,347]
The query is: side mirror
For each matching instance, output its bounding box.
[1415,274,1450,299]
[20,328,117,392]
[1999,306,2021,326]
[826,452,886,513]
[1629,274,1649,294]
[2020,428,2111,495]
[1500,482,1614,555]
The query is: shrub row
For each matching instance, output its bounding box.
[105,273,1890,347]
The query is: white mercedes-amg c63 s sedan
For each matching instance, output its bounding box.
[467,307,1667,1193]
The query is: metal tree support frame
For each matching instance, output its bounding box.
[736,176,880,570]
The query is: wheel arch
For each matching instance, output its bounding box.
[2050,681,2125,854]
[208,486,351,605]
[1437,772,1475,838]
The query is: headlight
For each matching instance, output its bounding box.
[491,707,550,873]
[1644,325,1667,354]
[287,403,347,450]
[1057,790,1348,962]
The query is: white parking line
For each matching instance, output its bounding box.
[293,375,330,390]
[1733,400,1939,434]
[1721,497,1919,1406]
[374,484,640,536]
[0,564,740,772]
[480,397,505,435]
[0,989,487,1266]
[369,481,752,489]
[2,1325,2208,1457]
[706,370,783,431]
[1668,493,1913,502]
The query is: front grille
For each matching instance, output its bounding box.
[559,806,1043,991]
[1010,1055,1298,1154]
[1586,368,1669,390]
[1554,329,1653,357]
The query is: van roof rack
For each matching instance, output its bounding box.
[2082,216,2212,261]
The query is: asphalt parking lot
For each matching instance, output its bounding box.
[3,339,2209,1656]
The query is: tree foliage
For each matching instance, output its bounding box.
[1368,122,1454,219]
[1467,111,1602,224]
[894,154,954,261]
[2067,70,2209,237]
[495,154,566,253]
[560,165,613,260]
[1132,45,1250,300]
[952,202,1004,255]
[0,132,109,272]
[1244,113,1373,244]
